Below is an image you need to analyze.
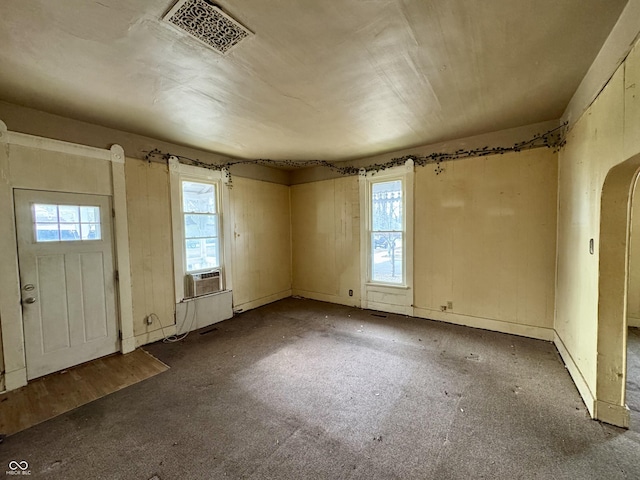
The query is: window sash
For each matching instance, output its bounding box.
[369,178,406,285]
[181,180,221,273]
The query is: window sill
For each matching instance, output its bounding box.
[179,289,231,303]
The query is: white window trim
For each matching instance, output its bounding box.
[169,157,233,303]
[359,159,414,315]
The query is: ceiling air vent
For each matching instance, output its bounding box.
[163,0,253,54]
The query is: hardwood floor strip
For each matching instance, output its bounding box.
[0,349,168,436]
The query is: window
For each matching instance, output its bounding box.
[370,180,404,284]
[359,159,413,315]
[169,157,231,302]
[181,181,220,272]
[33,203,101,242]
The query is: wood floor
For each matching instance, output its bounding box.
[0,349,168,437]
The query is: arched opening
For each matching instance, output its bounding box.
[596,153,640,427]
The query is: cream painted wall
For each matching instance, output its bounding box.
[414,149,557,334]
[124,158,176,345]
[627,178,640,328]
[556,38,640,413]
[556,66,625,396]
[230,177,292,311]
[291,177,360,306]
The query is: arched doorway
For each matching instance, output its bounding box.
[596,153,640,427]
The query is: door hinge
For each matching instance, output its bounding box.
[115,270,119,282]
[118,330,122,340]
[112,208,116,218]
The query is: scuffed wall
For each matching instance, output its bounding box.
[413,149,557,335]
[124,158,176,346]
[555,37,640,409]
[291,177,360,306]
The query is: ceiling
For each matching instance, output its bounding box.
[0,0,628,161]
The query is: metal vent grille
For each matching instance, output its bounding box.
[163,0,252,54]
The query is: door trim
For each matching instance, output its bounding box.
[0,120,134,392]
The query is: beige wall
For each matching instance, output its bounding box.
[556,38,640,408]
[291,177,360,306]
[0,101,290,185]
[124,158,176,345]
[230,177,292,311]
[628,180,640,328]
[414,149,557,333]
[125,164,293,322]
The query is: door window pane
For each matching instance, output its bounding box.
[33,204,101,242]
[80,206,100,223]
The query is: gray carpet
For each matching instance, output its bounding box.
[628,327,640,431]
[1,298,639,479]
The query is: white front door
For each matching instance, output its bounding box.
[14,189,119,380]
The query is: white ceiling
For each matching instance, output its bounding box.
[0,0,628,161]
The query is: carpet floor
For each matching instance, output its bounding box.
[1,298,639,479]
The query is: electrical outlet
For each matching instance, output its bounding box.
[447,301,453,310]
[440,305,447,312]
[349,289,353,297]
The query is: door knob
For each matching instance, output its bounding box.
[23,297,36,304]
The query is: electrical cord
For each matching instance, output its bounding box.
[159,299,197,343]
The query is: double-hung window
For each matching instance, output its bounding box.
[169,157,230,302]
[370,179,404,284]
[359,160,414,315]
[181,181,220,272]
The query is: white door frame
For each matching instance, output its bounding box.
[0,120,135,392]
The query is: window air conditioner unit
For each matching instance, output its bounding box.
[186,270,221,298]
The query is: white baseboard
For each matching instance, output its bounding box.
[413,307,555,341]
[291,289,359,308]
[553,332,596,417]
[233,289,292,313]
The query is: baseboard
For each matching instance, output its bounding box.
[233,289,292,313]
[595,400,630,428]
[291,289,359,308]
[628,315,640,328]
[553,331,596,418]
[135,324,177,347]
[413,307,555,341]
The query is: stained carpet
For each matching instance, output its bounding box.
[0,298,639,479]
